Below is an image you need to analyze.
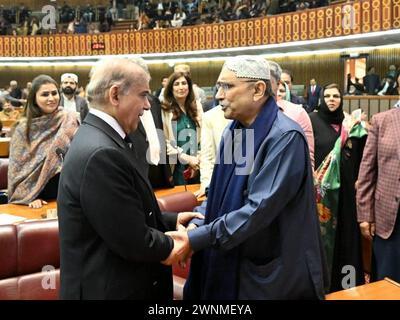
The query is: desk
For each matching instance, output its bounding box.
[154,184,205,204]
[1,120,16,128]
[154,184,199,198]
[325,278,400,300]
[0,137,10,157]
[0,201,57,220]
[0,184,203,222]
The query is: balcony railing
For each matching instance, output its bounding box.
[0,0,398,57]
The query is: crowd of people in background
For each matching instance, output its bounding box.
[0,0,331,36]
[345,65,400,97]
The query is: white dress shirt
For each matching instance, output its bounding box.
[89,108,126,140]
[140,109,161,165]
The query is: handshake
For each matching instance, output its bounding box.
[161,211,204,267]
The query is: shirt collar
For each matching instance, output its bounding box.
[89,108,126,139]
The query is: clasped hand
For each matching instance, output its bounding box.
[161,212,203,266]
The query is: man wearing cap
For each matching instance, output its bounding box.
[164,55,328,299]
[60,73,89,122]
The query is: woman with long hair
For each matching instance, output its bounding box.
[310,83,368,292]
[8,75,79,208]
[161,72,203,186]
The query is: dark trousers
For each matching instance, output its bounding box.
[372,209,400,283]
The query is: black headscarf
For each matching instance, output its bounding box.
[317,85,344,125]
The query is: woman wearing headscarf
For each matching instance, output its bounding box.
[309,83,368,292]
[8,75,79,208]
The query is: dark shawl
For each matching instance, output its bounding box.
[184,97,278,299]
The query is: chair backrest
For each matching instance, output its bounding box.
[0,224,17,279]
[157,191,198,213]
[16,219,60,275]
[0,219,60,280]
[157,191,198,281]
[0,158,9,189]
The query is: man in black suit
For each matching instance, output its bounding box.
[363,66,380,95]
[57,57,200,300]
[9,80,23,107]
[154,77,168,100]
[60,73,89,122]
[306,78,322,112]
[128,94,173,188]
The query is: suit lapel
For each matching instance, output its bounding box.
[83,114,153,189]
[84,113,126,149]
[125,144,155,192]
[74,96,80,112]
[137,121,146,139]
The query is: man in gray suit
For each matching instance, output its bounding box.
[60,73,89,122]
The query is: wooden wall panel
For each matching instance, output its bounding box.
[1,48,399,94]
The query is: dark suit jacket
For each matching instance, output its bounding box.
[9,87,22,107]
[306,85,322,111]
[129,95,173,188]
[60,95,89,122]
[363,74,380,95]
[58,112,176,300]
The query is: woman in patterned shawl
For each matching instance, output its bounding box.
[8,75,79,208]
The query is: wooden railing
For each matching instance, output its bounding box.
[0,0,398,57]
[343,95,399,119]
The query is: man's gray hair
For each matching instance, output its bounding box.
[223,55,271,80]
[86,57,150,108]
[267,60,282,82]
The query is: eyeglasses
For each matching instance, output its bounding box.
[215,80,258,93]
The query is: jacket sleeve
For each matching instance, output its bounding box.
[356,116,379,223]
[297,110,315,171]
[189,131,308,252]
[81,147,173,262]
[161,211,178,231]
[161,109,182,156]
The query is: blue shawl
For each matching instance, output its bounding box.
[184,97,278,299]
